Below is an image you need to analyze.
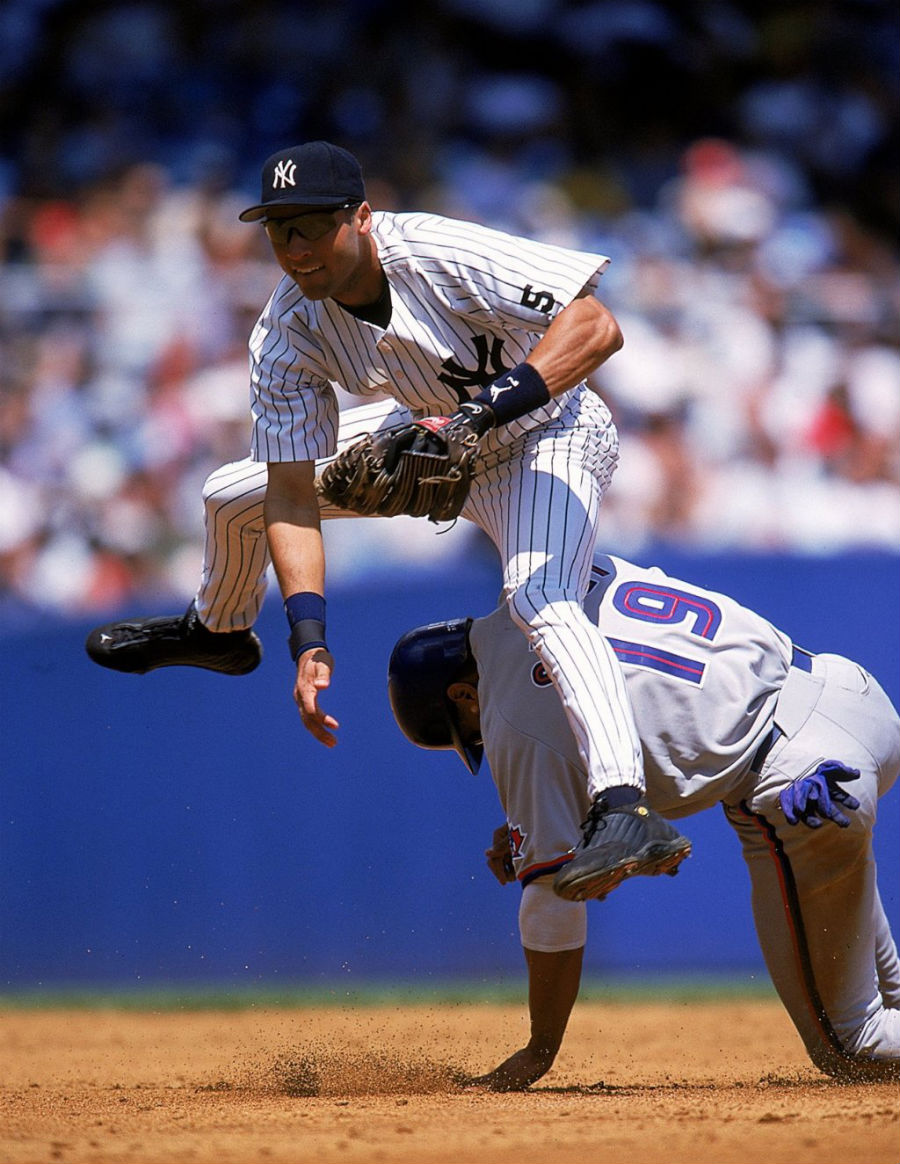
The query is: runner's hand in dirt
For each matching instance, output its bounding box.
[464,1045,556,1091]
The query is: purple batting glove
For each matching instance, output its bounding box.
[779,760,861,829]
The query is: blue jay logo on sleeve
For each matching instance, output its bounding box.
[272,159,298,189]
[509,824,527,857]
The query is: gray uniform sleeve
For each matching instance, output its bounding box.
[470,609,592,885]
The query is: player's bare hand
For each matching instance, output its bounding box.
[485,822,516,884]
[463,1046,554,1092]
[293,647,339,747]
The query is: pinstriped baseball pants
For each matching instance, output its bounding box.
[463,387,642,797]
[195,390,642,798]
[194,397,411,631]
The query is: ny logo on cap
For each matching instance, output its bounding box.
[272,159,297,189]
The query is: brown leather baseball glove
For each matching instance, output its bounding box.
[315,412,483,523]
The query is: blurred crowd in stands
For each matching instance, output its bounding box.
[1,0,898,620]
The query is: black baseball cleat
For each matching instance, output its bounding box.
[553,796,691,902]
[85,603,262,676]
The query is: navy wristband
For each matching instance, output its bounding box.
[284,592,327,661]
[472,362,550,426]
[284,592,326,626]
[288,621,327,662]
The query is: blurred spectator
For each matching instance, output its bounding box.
[1,1,897,622]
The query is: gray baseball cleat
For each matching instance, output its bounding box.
[553,797,691,902]
[85,602,262,676]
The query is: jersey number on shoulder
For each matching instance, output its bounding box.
[520,284,556,313]
[605,578,723,685]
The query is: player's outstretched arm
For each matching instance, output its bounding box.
[265,461,339,747]
[467,946,584,1091]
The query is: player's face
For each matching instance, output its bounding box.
[265,202,380,303]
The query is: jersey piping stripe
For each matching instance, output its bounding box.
[734,801,870,1070]
[608,637,706,684]
[520,855,574,887]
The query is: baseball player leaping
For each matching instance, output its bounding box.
[87,139,689,893]
[388,552,900,1089]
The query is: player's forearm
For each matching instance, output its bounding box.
[527,295,623,396]
[264,462,325,599]
[458,295,622,433]
[471,946,583,1091]
[265,460,339,745]
[266,514,326,598]
[525,945,583,1061]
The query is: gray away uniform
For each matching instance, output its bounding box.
[469,552,900,1080]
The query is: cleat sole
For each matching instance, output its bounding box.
[554,840,691,903]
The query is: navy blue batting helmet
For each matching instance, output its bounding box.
[387,618,483,774]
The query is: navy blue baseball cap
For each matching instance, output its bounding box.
[238,141,366,222]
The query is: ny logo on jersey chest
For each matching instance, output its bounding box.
[438,334,511,402]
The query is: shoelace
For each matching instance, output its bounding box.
[580,799,612,843]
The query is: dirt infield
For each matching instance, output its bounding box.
[1,999,897,1164]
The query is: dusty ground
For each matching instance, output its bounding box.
[1,1000,897,1164]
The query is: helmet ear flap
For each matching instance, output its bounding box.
[447,706,483,774]
[387,619,482,773]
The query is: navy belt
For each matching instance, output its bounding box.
[750,645,815,772]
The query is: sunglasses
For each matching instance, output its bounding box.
[263,202,360,244]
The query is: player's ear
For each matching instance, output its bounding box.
[354,201,373,233]
[447,681,478,708]
[447,681,482,754]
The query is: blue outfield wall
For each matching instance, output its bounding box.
[1,549,898,992]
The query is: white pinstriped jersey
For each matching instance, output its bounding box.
[246,207,640,801]
[248,211,609,464]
